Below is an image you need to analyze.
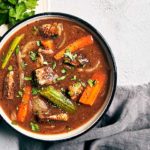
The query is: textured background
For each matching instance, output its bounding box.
[47,0,150,86]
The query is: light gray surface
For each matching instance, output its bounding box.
[0,84,150,150]
[49,0,150,85]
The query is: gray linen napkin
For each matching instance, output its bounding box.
[1,83,150,150]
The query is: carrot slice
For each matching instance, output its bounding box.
[54,35,93,60]
[79,72,107,106]
[17,86,31,122]
[41,40,54,49]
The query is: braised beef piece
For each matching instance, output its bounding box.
[63,54,89,67]
[32,96,69,122]
[68,82,84,101]
[32,66,58,86]
[40,23,63,38]
[3,71,15,100]
[32,96,48,114]
[38,113,69,122]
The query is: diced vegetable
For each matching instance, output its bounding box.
[87,79,96,87]
[29,51,37,61]
[56,76,66,81]
[30,122,40,132]
[8,65,13,71]
[54,35,93,60]
[24,76,32,81]
[39,86,76,113]
[41,40,54,50]
[2,34,24,69]
[79,72,107,106]
[17,86,31,122]
[32,88,39,95]
[36,40,41,47]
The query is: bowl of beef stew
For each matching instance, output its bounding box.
[0,13,117,141]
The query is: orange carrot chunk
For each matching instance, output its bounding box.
[79,72,107,106]
[41,40,54,50]
[54,35,93,60]
[17,86,31,122]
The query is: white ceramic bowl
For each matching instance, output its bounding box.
[0,13,117,141]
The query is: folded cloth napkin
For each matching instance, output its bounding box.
[1,83,150,150]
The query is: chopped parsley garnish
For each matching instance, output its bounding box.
[8,65,13,71]
[71,75,77,81]
[21,62,27,68]
[64,49,77,61]
[61,68,67,74]
[32,88,39,95]
[15,45,20,55]
[52,61,56,69]
[24,76,32,81]
[87,79,96,87]
[57,76,66,81]
[30,122,40,132]
[36,40,41,46]
[80,81,86,87]
[16,90,23,98]
[29,51,37,61]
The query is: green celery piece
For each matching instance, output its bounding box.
[2,34,25,69]
[39,86,76,113]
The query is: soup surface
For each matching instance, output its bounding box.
[0,18,110,134]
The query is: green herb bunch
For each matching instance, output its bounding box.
[0,0,38,27]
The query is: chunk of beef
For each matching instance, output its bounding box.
[38,113,69,122]
[3,71,14,100]
[68,82,84,101]
[40,23,63,38]
[32,96,48,114]
[32,66,58,86]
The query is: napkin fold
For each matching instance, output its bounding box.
[0,83,150,150]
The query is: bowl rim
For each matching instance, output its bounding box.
[0,12,117,141]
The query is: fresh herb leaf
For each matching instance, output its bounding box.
[80,81,86,87]
[8,65,13,71]
[24,76,32,81]
[29,51,37,61]
[30,122,40,132]
[16,90,23,98]
[32,88,39,95]
[21,62,27,68]
[15,45,20,55]
[71,75,77,81]
[52,61,56,69]
[87,79,96,87]
[57,76,66,81]
[36,40,41,47]
[64,49,77,61]
[61,68,66,74]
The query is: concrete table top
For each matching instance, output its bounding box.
[48,0,150,86]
